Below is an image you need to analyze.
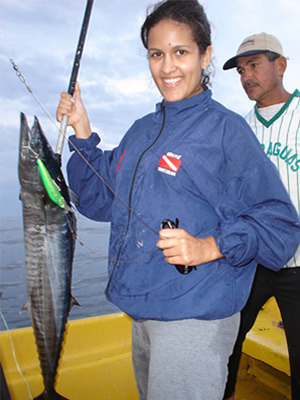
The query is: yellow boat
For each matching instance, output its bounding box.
[0,297,291,400]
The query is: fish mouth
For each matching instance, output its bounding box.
[19,113,37,166]
[20,112,31,149]
[18,113,44,192]
[19,112,74,207]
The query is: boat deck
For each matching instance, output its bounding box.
[0,297,291,399]
[234,354,291,399]
[235,297,291,399]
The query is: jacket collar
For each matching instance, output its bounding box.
[154,89,212,118]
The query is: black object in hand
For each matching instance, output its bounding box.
[160,218,196,275]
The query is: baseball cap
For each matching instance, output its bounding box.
[223,32,284,70]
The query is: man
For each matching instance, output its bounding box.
[222,32,300,400]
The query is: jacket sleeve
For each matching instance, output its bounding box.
[204,117,300,271]
[66,132,119,221]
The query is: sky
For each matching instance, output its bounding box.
[0,0,299,217]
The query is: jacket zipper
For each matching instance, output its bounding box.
[106,103,166,293]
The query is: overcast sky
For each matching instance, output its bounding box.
[0,0,299,217]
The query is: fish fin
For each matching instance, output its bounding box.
[68,187,80,207]
[33,389,70,400]
[20,300,30,314]
[70,296,81,310]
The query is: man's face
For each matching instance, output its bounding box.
[236,53,284,107]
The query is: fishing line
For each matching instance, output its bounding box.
[11,57,162,264]
[0,310,34,400]
[70,224,160,264]
[24,124,160,263]
[67,139,159,237]
[63,177,161,264]
[9,56,60,131]
[10,56,158,236]
[64,147,161,263]
[64,140,163,264]
[25,118,161,264]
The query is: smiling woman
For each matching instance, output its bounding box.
[141,0,213,102]
[53,1,300,399]
[1,0,300,218]
[146,19,212,102]
[1,0,294,398]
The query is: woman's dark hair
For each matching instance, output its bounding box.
[141,0,212,89]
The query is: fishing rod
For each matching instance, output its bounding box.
[9,0,160,251]
[56,0,94,160]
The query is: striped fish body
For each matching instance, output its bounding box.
[18,113,76,400]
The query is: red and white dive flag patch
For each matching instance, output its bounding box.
[158,152,182,176]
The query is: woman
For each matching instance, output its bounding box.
[57,1,300,399]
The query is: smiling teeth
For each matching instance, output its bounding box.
[164,78,181,84]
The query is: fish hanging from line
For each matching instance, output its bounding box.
[18,112,79,400]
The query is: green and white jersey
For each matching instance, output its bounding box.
[246,89,300,267]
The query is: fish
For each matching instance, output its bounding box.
[18,112,78,400]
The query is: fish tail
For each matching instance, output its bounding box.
[33,389,69,400]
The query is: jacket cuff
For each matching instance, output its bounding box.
[215,220,257,267]
[68,132,101,152]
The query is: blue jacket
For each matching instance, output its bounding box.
[67,90,300,321]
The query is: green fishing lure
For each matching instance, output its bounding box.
[36,158,65,209]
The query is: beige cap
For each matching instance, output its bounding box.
[223,32,284,70]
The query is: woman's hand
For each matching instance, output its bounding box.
[56,82,91,139]
[157,228,223,267]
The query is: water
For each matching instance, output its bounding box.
[0,214,120,331]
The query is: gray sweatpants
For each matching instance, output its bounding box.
[132,314,240,400]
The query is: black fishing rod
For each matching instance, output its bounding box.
[56,0,94,159]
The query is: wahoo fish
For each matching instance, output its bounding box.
[18,112,77,400]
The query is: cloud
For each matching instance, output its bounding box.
[102,72,156,98]
[0,0,299,216]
